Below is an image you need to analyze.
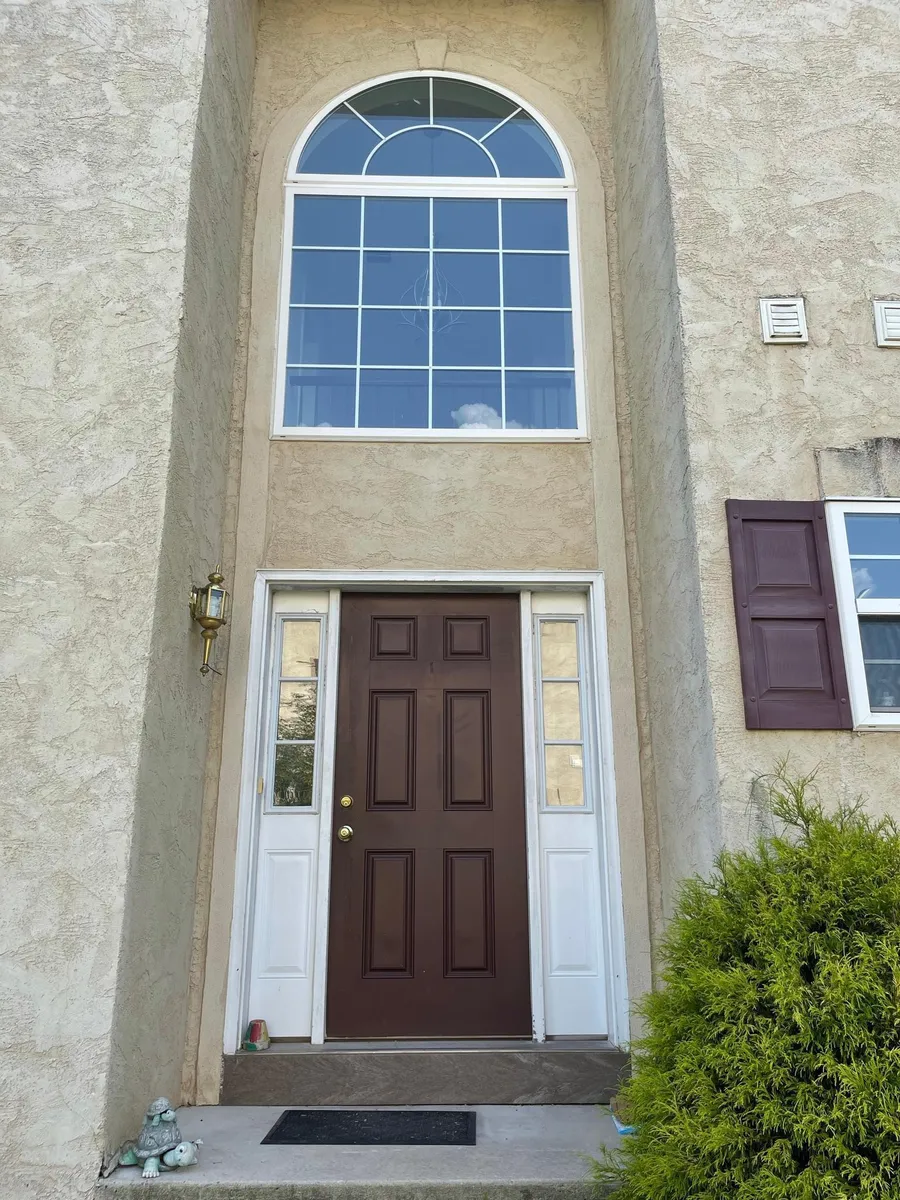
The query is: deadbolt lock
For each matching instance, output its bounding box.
[340,795,353,808]
[337,825,353,842]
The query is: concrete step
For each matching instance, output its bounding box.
[96,1104,619,1198]
[221,1041,628,1106]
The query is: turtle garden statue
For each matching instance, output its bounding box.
[102,1097,203,1179]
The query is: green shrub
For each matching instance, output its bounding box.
[595,768,900,1199]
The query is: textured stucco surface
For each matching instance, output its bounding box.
[0,2,255,1196]
[604,0,720,919]
[265,443,598,570]
[6,0,896,1169]
[193,0,653,1100]
[102,0,257,1158]
[649,0,900,850]
[251,0,620,580]
[816,438,900,499]
[601,0,900,918]
[6,0,894,1170]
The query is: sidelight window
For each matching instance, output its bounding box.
[270,617,324,806]
[535,616,590,808]
[277,74,583,438]
[828,501,900,729]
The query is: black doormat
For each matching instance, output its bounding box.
[262,1109,476,1146]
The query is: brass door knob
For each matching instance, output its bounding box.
[337,825,353,842]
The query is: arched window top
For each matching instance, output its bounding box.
[294,75,567,180]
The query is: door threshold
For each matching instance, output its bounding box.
[222,1039,627,1105]
[248,1037,613,1053]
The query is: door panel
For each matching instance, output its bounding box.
[326,593,531,1038]
[368,691,415,808]
[444,850,495,975]
[363,851,414,976]
[444,691,491,807]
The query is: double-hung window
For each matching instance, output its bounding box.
[276,73,584,438]
[828,500,900,729]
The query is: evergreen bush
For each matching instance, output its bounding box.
[595,768,900,1199]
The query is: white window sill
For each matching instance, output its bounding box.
[852,716,900,731]
[272,429,590,443]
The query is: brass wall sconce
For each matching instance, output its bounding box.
[189,566,230,675]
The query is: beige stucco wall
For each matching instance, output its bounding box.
[6,0,892,1164]
[0,2,255,1196]
[648,0,900,856]
[602,0,900,913]
[192,0,654,1100]
[6,0,890,1160]
[264,442,598,569]
[604,0,719,924]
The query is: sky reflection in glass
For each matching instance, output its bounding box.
[285,78,577,430]
[297,77,565,178]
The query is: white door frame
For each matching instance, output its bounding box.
[223,569,629,1051]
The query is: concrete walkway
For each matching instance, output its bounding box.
[97,1104,619,1198]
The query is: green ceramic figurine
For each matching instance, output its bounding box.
[103,1097,202,1179]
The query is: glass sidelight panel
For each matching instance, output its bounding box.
[278,682,318,740]
[282,621,321,677]
[542,681,581,740]
[539,619,578,677]
[536,617,588,808]
[273,744,316,807]
[272,618,323,807]
[544,744,584,808]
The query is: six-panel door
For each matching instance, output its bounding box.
[326,593,532,1037]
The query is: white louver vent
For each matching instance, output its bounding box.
[873,300,900,347]
[759,297,808,344]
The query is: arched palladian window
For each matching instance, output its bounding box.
[276,74,584,436]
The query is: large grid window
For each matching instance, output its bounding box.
[277,74,582,437]
[828,501,900,728]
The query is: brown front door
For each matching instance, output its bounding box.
[326,593,531,1038]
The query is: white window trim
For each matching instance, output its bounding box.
[272,70,588,442]
[223,570,629,1052]
[826,499,900,730]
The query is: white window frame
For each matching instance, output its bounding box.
[273,70,587,442]
[224,571,629,1051]
[827,498,900,730]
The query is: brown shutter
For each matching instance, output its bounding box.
[726,500,852,730]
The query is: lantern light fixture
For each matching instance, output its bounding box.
[189,566,230,675]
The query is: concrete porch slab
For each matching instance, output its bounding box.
[96,1104,619,1198]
